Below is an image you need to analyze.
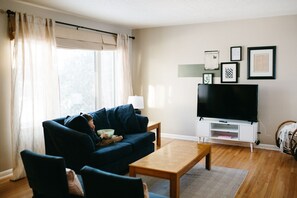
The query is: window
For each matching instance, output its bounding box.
[97,51,116,109]
[57,48,115,116]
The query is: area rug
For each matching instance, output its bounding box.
[139,164,248,198]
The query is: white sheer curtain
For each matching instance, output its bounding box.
[115,34,133,105]
[10,13,60,180]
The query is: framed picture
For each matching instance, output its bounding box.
[204,50,219,70]
[203,73,213,84]
[247,46,276,79]
[230,46,242,61]
[221,62,238,83]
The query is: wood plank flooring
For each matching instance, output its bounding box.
[0,138,296,198]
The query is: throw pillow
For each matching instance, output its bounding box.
[89,108,111,131]
[66,168,84,196]
[64,115,100,145]
[143,182,149,198]
[117,104,141,134]
[106,106,124,135]
[106,104,141,135]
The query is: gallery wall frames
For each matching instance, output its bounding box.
[247,46,276,79]
[204,50,219,70]
[230,46,242,61]
[221,62,239,83]
[203,73,213,84]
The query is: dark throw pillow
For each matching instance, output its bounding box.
[64,115,100,145]
[118,104,141,133]
[106,104,141,135]
[89,108,111,131]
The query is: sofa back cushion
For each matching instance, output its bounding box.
[64,115,99,145]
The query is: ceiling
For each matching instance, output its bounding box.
[16,0,297,29]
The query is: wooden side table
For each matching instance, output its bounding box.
[147,121,161,147]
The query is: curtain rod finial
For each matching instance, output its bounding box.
[7,10,15,15]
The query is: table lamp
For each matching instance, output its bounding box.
[128,96,144,114]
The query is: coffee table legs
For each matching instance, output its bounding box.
[206,151,211,170]
[129,167,136,177]
[170,174,179,198]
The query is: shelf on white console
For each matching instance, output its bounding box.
[211,131,238,140]
[211,137,239,141]
[211,128,239,133]
[211,123,239,131]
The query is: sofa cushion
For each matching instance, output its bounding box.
[106,104,141,135]
[90,142,132,167]
[89,108,111,131]
[122,132,155,150]
[64,115,100,145]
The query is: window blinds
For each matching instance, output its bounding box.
[55,25,117,50]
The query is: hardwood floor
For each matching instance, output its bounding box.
[0,138,296,198]
[0,175,32,198]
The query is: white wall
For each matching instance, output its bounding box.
[0,0,132,172]
[132,15,297,145]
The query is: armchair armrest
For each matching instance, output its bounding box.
[43,120,95,172]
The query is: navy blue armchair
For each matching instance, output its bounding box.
[80,166,167,198]
[20,150,83,198]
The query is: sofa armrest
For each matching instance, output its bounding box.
[43,120,95,172]
[135,114,149,132]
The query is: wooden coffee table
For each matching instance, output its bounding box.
[129,140,211,198]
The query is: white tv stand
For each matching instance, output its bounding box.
[197,118,258,152]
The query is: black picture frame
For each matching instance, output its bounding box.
[230,46,242,61]
[247,46,276,79]
[203,73,213,84]
[221,62,238,83]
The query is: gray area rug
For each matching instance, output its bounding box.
[139,164,248,198]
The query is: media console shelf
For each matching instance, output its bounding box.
[197,118,258,152]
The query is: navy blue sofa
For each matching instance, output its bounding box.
[42,104,155,174]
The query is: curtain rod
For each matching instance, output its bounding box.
[56,21,135,40]
[2,9,135,40]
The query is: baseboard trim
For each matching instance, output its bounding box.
[254,143,279,151]
[161,133,279,151]
[0,169,12,179]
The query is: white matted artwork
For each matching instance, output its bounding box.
[221,62,238,83]
[204,50,219,70]
[247,46,276,79]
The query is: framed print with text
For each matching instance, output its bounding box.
[221,62,238,83]
[230,46,242,61]
[247,46,276,79]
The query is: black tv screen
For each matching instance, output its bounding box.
[197,84,258,122]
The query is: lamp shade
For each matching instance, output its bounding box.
[128,96,144,109]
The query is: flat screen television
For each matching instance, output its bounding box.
[197,84,258,122]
